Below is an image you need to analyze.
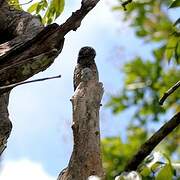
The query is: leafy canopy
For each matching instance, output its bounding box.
[103,0,180,179]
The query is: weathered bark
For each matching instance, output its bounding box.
[0,92,12,155]
[0,0,43,44]
[58,80,104,180]
[0,0,100,156]
[0,0,100,90]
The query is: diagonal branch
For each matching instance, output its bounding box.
[124,112,180,172]
[58,0,100,36]
[159,80,180,105]
[0,75,61,94]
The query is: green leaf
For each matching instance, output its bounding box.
[8,0,22,9]
[27,0,64,25]
[175,42,180,63]
[169,0,180,8]
[153,46,165,61]
[165,37,178,62]
[140,166,151,177]
[165,49,174,62]
[53,0,65,18]
[42,0,64,24]
[162,153,174,173]
[27,2,39,13]
[36,3,43,14]
[156,164,173,180]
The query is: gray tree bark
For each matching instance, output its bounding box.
[58,79,104,180]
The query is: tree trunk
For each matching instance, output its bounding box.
[58,80,104,180]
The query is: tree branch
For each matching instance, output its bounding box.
[124,112,180,172]
[159,80,180,105]
[0,75,61,94]
[0,0,101,88]
[58,0,100,36]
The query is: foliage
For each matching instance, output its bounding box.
[169,0,180,8]
[114,0,180,63]
[102,0,180,179]
[8,0,22,9]
[102,127,147,179]
[8,0,65,24]
[139,152,179,180]
[102,131,180,179]
[108,57,180,124]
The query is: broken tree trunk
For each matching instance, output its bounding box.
[58,79,104,180]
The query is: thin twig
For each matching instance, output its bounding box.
[159,80,180,105]
[124,112,180,172]
[10,0,33,6]
[19,0,33,6]
[0,75,61,92]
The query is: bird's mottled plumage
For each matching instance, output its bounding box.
[73,47,99,91]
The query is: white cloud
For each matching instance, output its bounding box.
[0,160,55,180]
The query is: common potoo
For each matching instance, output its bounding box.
[73,46,99,91]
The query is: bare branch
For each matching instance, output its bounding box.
[159,80,180,105]
[124,112,180,172]
[58,0,101,36]
[0,75,61,94]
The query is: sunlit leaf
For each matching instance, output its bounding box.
[175,42,180,63]
[156,164,173,180]
[27,0,64,25]
[140,166,151,177]
[27,2,39,13]
[7,0,22,9]
[165,36,178,62]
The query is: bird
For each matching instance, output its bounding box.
[73,46,99,91]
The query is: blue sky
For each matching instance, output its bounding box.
[0,0,178,179]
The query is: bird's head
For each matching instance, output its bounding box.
[77,46,96,65]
